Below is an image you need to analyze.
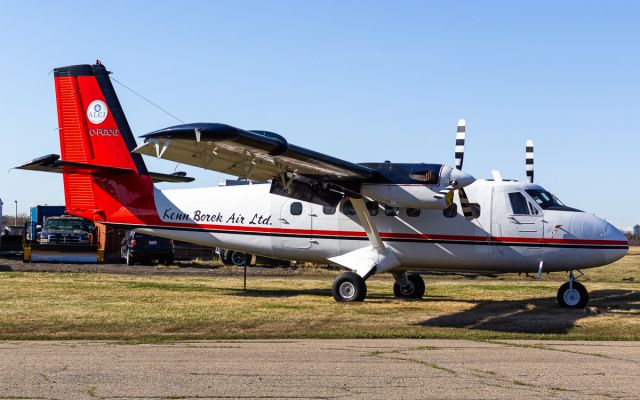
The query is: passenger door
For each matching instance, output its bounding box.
[277,199,313,249]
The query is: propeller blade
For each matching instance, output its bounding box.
[455,119,465,170]
[458,188,473,219]
[434,184,455,200]
[526,139,534,183]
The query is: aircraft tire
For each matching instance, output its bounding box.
[221,251,237,265]
[332,272,367,302]
[230,251,250,267]
[163,256,174,266]
[393,274,425,299]
[557,281,589,308]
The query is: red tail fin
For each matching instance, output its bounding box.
[53,62,156,223]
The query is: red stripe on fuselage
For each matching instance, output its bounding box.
[122,220,628,247]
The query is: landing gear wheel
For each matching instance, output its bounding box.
[221,251,233,265]
[126,250,135,266]
[230,251,250,267]
[393,274,425,299]
[332,272,367,302]
[557,281,589,308]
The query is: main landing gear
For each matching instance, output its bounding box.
[331,272,426,302]
[332,272,367,302]
[557,270,590,308]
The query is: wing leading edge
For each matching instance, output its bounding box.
[134,123,378,182]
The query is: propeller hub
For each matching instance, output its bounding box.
[449,168,475,188]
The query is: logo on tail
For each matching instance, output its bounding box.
[87,100,108,124]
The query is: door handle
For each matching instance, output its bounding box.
[279,218,289,225]
[309,239,319,245]
[309,213,317,217]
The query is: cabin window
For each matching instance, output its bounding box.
[366,201,379,216]
[290,202,303,216]
[443,203,457,218]
[508,192,539,215]
[342,200,356,216]
[406,208,421,217]
[322,206,336,215]
[385,205,399,217]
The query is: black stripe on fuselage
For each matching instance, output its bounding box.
[102,222,628,250]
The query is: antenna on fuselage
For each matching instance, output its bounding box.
[526,140,534,183]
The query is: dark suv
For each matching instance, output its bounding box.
[39,216,93,244]
[121,232,174,266]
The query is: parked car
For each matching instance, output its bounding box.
[39,215,93,244]
[121,232,174,266]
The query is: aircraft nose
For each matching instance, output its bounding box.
[450,168,475,188]
[602,222,628,264]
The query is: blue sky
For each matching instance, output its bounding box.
[0,1,638,228]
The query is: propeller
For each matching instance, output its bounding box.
[434,119,475,219]
[525,139,534,183]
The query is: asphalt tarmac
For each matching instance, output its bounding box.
[0,339,638,399]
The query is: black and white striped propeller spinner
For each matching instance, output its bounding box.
[434,119,474,219]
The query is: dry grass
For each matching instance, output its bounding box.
[0,249,638,341]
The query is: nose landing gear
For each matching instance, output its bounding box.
[392,273,425,299]
[557,270,589,308]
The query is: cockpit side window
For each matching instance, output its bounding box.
[508,192,531,215]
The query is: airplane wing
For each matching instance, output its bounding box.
[133,123,378,182]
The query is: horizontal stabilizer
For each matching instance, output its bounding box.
[17,154,193,183]
[148,171,195,183]
[16,154,132,175]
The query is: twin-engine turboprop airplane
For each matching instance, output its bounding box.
[18,62,628,307]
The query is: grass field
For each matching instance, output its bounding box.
[0,249,638,341]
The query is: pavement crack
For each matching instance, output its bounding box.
[483,340,640,364]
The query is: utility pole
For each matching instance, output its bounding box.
[14,200,17,226]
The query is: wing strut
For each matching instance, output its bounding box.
[350,198,384,252]
[328,197,401,279]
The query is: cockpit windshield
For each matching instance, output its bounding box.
[525,189,568,210]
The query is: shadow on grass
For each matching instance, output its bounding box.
[226,287,333,298]
[0,264,12,272]
[418,289,640,334]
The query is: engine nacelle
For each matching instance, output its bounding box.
[359,164,474,209]
[361,183,449,209]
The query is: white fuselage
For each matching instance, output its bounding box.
[123,180,627,274]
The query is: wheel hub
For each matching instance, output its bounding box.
[400,282,415,296]
[563,288,581,306]
[232,253,246,265]
[339,282,356,300]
